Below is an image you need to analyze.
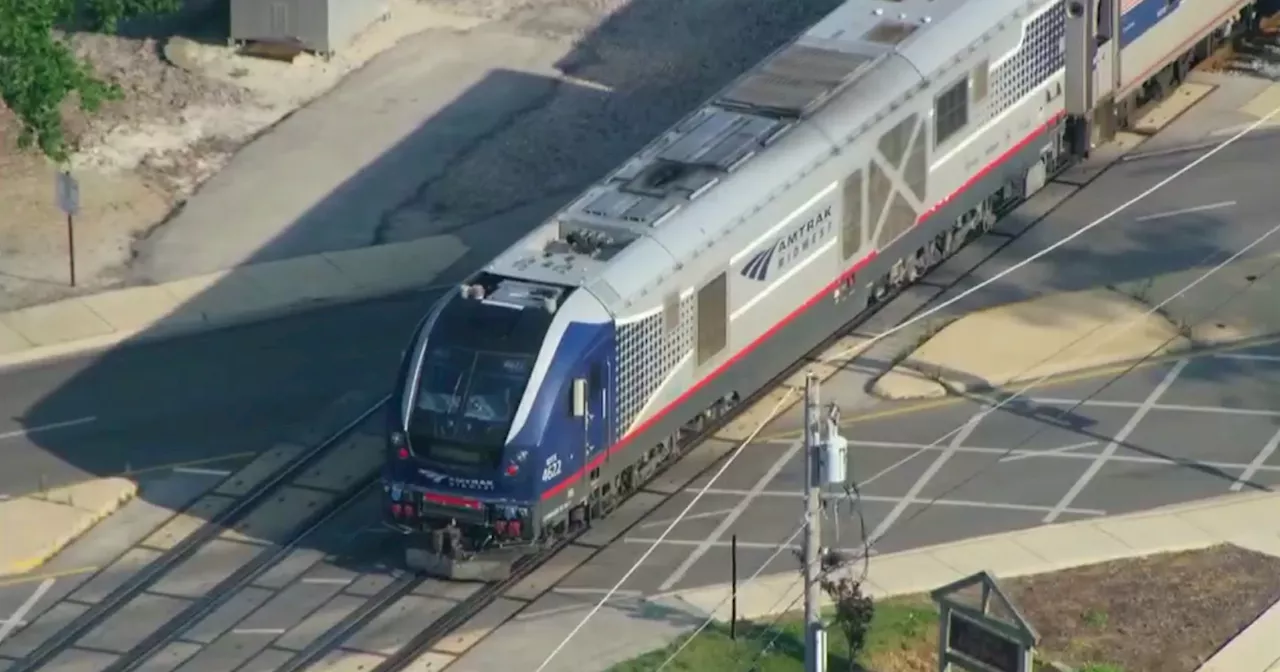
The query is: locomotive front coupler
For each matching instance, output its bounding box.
[404,520,520,582]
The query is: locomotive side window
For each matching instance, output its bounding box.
[841,168,864,260]
[696,272,728,366]
[934,75,970,147]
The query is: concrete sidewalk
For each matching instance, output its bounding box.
[0,479,137,577]
[435,490,1280,672]
[0,235,465,370]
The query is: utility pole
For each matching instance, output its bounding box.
[802,370,825,672]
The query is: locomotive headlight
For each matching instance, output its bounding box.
[389,431,409,459]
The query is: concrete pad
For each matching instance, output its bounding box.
[928,537,1046,578]
[1240,82,1280,120]
[1132,82,1216,135]
[1229,531,1280,558]
[216,443,307,497]
[140,494,237,551]
[1176,496,1280,539]
[1159,258,1280,346]
[0,477,138,575]
[307,650,390,672]
[1008,523,1133,570]
[219,485,334,544]
[322,236,467,293]
[239,255,360,307]
[577,491,666,547]
[785,362,843,389]
[77,284,190,332]
[290,432,382,493]
[0,299,115,346]
[644,439,738,495]
[398,651,456,672]
[162,270,278,323]
[505,545,595,602]
[0,318,33,354]
[870,369,948,400]
[818,334,873,364]
[716,387,797,442]
[432,596,525,655]
[879,288,1187,398]
[863,549,958,596]
[1094,512,1217,553]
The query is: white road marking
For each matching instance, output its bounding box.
[684,488,1105,515]
[1215,352,1280,363]
[0,416,96,441]
[869,413,984,543]
[172,467,232,477]
[850,438,1280,472]
[232,628,286,635]
[552,588,643,597]
[1045,359,1188,523]
[1026,397,1280,417]
[0,578,54,645]
[637,508,737,530]
[999,441,1099,463]
[657,439,805,592]
[1232,426,1280,492]
[1134,201,1235,222]
[301,577,351,585]
[622,538,881,552]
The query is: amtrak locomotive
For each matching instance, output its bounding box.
[383,0,1262,562]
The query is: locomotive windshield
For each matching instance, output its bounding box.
[409,347,535,469]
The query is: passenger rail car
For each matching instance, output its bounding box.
[383,0,1259,560]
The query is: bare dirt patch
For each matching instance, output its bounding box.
[864,544,1280,672]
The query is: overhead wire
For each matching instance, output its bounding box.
[532,83,1280,672]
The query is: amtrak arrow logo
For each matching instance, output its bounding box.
[741,243,779,282]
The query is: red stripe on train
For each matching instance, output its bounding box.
[541,112,1064,501]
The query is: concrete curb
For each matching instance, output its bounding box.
[0,477,139,577]
[646,489,1280,622]
[0,235,466,370]
[869,330,1280,403]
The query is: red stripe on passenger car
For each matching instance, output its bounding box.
[541,113,1064,500]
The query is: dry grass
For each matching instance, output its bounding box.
[861,544,1280,672]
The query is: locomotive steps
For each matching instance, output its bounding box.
[870,254,1280,401]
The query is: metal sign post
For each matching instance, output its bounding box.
[55,171,80,287]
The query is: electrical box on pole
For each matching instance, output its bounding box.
[819,403,848,486]
[822,433,847,485]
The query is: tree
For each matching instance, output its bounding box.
[821,573,875,671]
[0,0,179,162]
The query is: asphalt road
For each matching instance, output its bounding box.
[0,290,438,499]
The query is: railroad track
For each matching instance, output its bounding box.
[81,168,1063,672]
[10,52,1234,668]
[7,394,391,672]
[264,207,1058,672]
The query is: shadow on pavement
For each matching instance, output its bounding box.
[8,0,1280,651]
[14,0,851,555]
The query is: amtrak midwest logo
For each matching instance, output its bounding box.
[740,204,835,282]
